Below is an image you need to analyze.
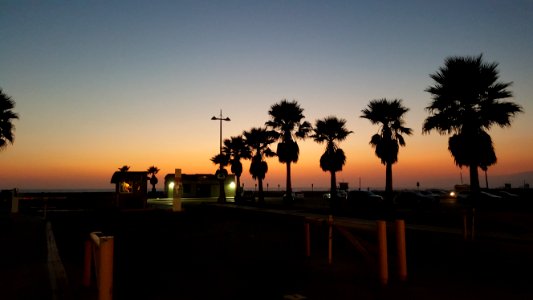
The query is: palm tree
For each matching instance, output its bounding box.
[0,88,19,151]
[223,136,252,202]
[266,99,312,203]
[147,165,160,193]
[210,153,230,203]
[361,99,413,203]
[243,127,277,204]
[118,165,130,172]
[311,116,352,211]
[423,54,522,198]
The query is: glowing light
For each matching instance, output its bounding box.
[228,181,236,189]
[168,182,175,190]
[449,191,456,197]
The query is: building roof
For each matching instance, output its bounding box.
[110,171,148,184]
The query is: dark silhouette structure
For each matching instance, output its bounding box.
[266,99,311,204]
[110,171,148,208]
[361,99,412,204]
[243,127,276,204]
[0,88,19,151]
[311,116,352,211]
[222,136,252,203]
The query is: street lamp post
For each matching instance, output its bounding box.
[211,110,230,203]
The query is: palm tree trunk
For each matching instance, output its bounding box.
[385,162,393,203]
[467,163,480,240]
[258,177,265,204]
[285,162,292,203]
[235,175,241,202]
[218,179,226,203]
[469,164,480,194]
[330,170,337,211]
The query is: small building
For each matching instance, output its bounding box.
[110,171,148,208]
[164,173,236,198]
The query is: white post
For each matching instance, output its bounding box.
[173,168,182,212]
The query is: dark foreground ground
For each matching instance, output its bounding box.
[39,202,533,300]
[2,193,533,300]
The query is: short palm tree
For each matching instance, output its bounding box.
[361,99,412,203]
[223,136,252,202]
[0,88,19,151]
[210,153,230,203]
[147,165,160,193]
[243,127,277,204]
[118,165,130,172]
[266,99,312,203]
[423,54,522,196]
[311,116,352,210]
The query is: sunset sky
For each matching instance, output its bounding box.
[1,1,532,191]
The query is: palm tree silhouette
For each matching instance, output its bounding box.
[311,116,352,211]
[361,99,413,204]
[118,165,130,172]
[0,88,19,151]
[210,153,229,203]
[223,136,252,202]
[147,165,160,193]
[243,127,276,204]
[423,54,522,196]
[266,99,311,203]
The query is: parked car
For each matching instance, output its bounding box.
[347,190,384,207]
[456,190,502,205]
[283,192,305,201]
[323,190,348,200]
[394,190,437,208]
[239,190,256,202]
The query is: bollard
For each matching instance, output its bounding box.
[377,220,388,286]
[395,219,407,282]
[86,232,114,300]
[98,236,114,300]
[305,222,311,257]
[328,215,333,264]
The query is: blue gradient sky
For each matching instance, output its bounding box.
[1,1,532,191]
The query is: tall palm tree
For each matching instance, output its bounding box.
[361,99,413,203]
[210,153,229,203]
[0,88,19,151]
[266,99,312,203]
[423,54,522,197]
[223,135,252,202]
[243,127,276,204]
[311,116,352,210]
[147,165,160,193]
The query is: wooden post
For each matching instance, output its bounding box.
[328,215,333,264]
[305,222,311,257]
[377,220,388,286]
[395,219,407,282]
[82,240,92,287]
[98,236,114,300]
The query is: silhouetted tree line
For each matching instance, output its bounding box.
[210,54,523,210]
